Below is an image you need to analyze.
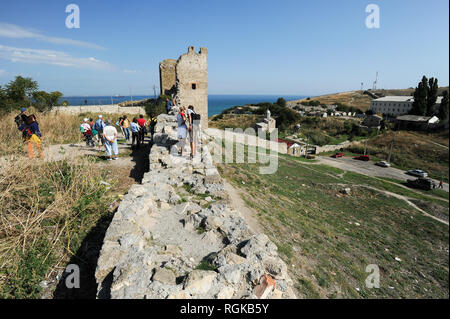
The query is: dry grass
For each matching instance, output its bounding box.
[209,114,260,130]
[0,157,116,298]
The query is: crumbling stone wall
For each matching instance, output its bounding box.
[94,113,296,299]
[159,46,208,128]
[159,59,177,96]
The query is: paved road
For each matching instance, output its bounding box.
[317,156,449,193]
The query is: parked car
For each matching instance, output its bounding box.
[406,169,428,178]
[354,155,370,161]
[375,161,391,167]
[332,152,344,158]
[406,177,436,190]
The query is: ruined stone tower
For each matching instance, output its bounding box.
[159,46,208,128]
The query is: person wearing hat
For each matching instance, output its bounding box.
[93,115,106,148]
[103,119,119,161]
[80,118,95,147]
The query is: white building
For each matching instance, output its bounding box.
[370,96,443,116]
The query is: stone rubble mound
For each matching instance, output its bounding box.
[95,113,296,299]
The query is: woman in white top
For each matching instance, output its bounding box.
[177,107,187,156]
[103,120,119,160]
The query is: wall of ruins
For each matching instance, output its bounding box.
[159,47,209,129]
[94,113,296,299]
[159,59,177,96]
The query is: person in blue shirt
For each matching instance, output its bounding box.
[93,115,106,147]
[130,118,141,149]
[166,98,176,113]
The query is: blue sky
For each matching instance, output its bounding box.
[0,0,448,96]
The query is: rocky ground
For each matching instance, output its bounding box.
[94,113,297,299]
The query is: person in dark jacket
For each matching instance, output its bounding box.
[18,114,43,159]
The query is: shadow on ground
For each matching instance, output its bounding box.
[52,136,152,299]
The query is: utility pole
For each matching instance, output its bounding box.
[361,82,364,91]
[153,85,157,99]
[387,134,394,163]
[364,139,368,156]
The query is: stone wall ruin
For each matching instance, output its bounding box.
[159,46,208,128]
[94,113,296,299]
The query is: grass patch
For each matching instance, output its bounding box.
[195,260,218,272]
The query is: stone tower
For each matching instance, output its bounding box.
[159,46,208,128]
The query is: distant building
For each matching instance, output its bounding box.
[395,115,440,131]
[370,96,443,116]
[276,138,304,157]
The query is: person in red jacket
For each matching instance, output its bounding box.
[137,114,146,144]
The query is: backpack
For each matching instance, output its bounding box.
[15,114,24,128]
[191,111,201,121]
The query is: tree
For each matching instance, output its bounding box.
[5,76,38,105]
[426,77,438,116]
[144,96,166,118]
[439,90,449,122]
[32,90,62,111]
[276,97,287,108]
[410,76,429,116]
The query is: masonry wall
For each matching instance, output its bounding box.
[174,47,208,128]
[159,59,177,96]
[159,47,209,129]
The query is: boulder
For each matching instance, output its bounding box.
[152,268,176,285]
[183,270,217,295]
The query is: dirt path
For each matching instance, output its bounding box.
[360,185,449,226]
[223,181,264,235]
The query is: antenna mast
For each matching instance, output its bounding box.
[372,72,378,90]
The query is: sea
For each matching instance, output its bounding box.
[60,94,307,116]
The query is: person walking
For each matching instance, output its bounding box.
[177,106,187,156]
[186,105,200,159]
[438,180,444,189]
[130,118,141,149]
[80,118,95,147]
[137,114,146,144]
[93,115,106,148]
[18,114,44,159]
[88,118,99,146]
[120,115,131,141]
[116,116,125,137]
[103,120,119,161]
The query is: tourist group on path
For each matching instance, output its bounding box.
[79,113,157,161]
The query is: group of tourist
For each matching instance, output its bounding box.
[78,114,156,160]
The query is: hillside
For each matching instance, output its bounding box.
[288,87,449,112]
[217,146,449,298]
